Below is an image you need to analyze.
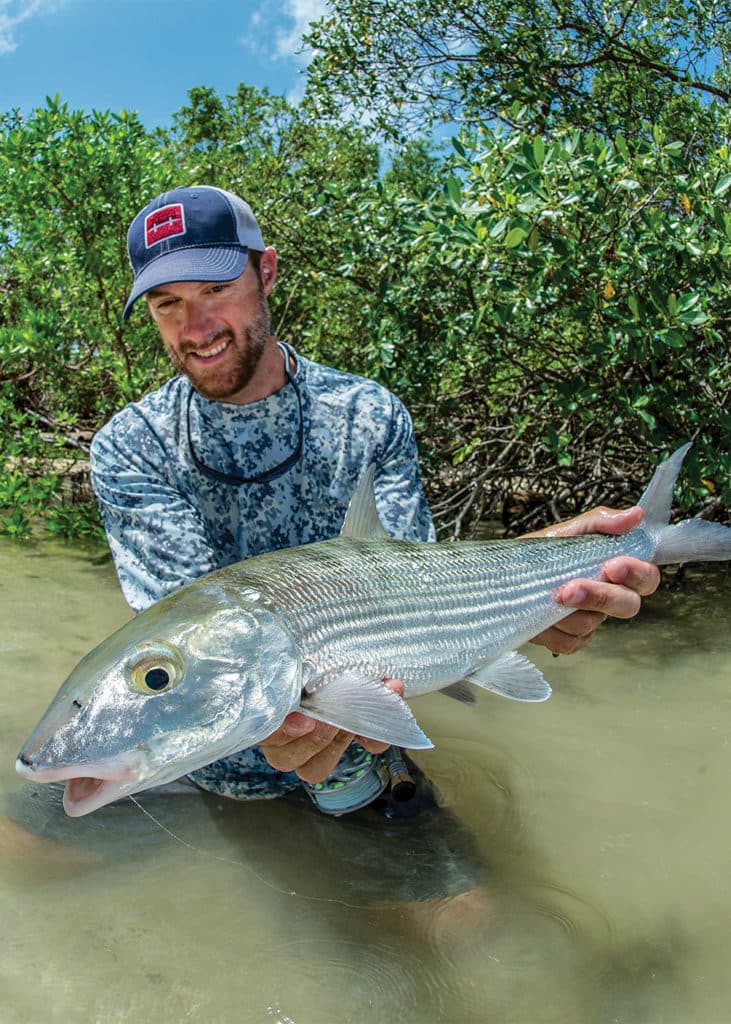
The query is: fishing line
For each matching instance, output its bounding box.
[127,794,382,912]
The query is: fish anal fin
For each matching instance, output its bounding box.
[300,672,433,749]
[467,651,552,703]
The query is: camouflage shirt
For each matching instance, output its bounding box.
[90,343,434,798]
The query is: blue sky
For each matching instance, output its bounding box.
[0,0,327,127]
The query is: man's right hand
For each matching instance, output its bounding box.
[259,679,405,784]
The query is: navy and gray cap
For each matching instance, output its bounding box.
[123,186,265,320]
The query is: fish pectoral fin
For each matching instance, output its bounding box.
[300,673,433,750]
[438,681,478,705]
[466,651,552,703]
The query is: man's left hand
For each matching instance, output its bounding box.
[525,506,661,655]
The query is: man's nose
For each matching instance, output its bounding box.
[182,301,215,340]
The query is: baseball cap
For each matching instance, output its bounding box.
[123,185,265,320]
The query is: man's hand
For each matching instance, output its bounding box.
[259,680,404,784]
[525,506,661,654]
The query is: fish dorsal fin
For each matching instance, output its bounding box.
[340,464,390,541]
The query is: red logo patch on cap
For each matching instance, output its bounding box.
[145,204,186,248]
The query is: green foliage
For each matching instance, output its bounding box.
[1,11,730,541]
[393,119,731,529]
[45,501,105,542]
[0,97,173,414]
[298,0,731,529]
[304,0,730,140]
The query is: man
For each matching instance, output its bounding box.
[91,185,659,816]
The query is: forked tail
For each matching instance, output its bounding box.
[639,443,731,565]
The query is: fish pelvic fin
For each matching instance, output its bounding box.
[639,443,731,565]
[340,465,391,541]
[300,672,433,749]
[465,651,552,702]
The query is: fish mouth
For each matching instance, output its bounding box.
[15,755,142,817]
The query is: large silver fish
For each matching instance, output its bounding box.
[16,444,731,817]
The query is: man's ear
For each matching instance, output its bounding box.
[259,247,278,295]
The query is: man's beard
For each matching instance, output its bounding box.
[168,295,271,402]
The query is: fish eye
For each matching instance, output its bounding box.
[144,666,171,691]
[126,641,184,696]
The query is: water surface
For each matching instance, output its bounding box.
[2,537,730,1023]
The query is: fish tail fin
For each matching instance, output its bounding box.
[639,443,731,565]
[651,519,731,565]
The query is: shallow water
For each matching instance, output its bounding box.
[2,536,730,1024]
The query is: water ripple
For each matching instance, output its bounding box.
[251,937,451,1021]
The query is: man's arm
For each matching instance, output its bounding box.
[91,422,220,612]
[370,390,435,541]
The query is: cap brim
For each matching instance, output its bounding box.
[122,246,249,320]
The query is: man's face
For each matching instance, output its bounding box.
[145,254,275,403]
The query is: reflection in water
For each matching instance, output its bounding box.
[1,538,730,1023]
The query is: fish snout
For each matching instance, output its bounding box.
[15,753,139,784]
[15,749,52,779]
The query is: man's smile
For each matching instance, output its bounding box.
[189,337,232,363]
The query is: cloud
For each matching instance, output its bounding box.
[273,0,329,60]
[241,0,328,65]
[239,0,329,103]
[0,0,62,55]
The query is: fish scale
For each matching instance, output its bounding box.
[226,529,654,691]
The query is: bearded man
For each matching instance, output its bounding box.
[91,185,659,821]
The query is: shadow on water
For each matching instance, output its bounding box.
[2,538,730,1022]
